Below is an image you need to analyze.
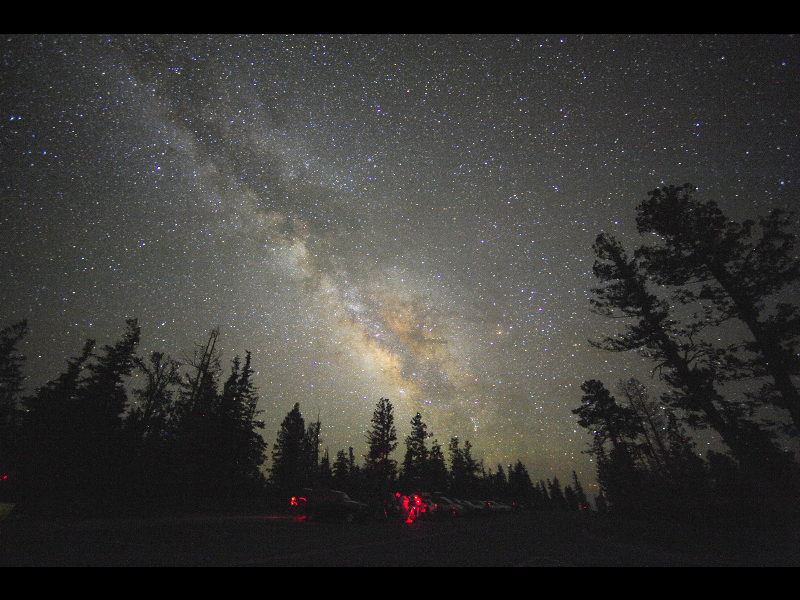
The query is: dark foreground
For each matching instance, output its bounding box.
[1,510,797,567]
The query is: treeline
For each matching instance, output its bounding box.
[577,184,800,525]
[0,323,267,515]
[0,321,581,517]
[269,398,591,513]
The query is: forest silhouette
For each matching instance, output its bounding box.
[0,184,798,535]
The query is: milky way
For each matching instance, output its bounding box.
[1,34,797,487]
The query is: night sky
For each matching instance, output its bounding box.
[2,34,797,486]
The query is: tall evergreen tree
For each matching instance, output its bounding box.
[616,378,669,473]
[537,480,551,510]
[427,439,449,492]
[590,232,780,467]
[21,321,140,512]
[448,437,481,496]
[573,380,642,512]
[216,354,268,492]
[402,412,429,484]
[615,377,707,488]
[124,350,182,511]
[508,460,534,505]
[83,318,141,507]
[333,448,350,485]
[270,403,307,494]
[448,436,465,478]
[563,483,579,511]
[127,351,181,441]
[463,441,480,486]
[318,448,332,487]
[547,478,567,511]
[492,464,508,499]
[448,436,475,496]
[571,471,590,511]
[636,184,800,430]
[22,338,95,511]
[0,320,27,501]
[236,351,260,423]
[80,318,140,425]
[348,446,358,475]
[0,320,27,429]
[167,329,224,508]
[303,417,322,486]
[574,379,641,455]
[364,398,397,492]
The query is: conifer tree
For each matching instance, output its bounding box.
[448,436,464,476]
[333,449,350,484]
[574,379,641,454]
[492,464,508,499]
[547,477,567,511]
[364,398,397,490]
[636,184,800,430]
[571,471,590,511]
[0,320,27,500]
[216,354,268,490]
[22,338,95,510]
[427,439,449,492]
[573,380,642,512]
[563,484,579,511]
[128,351,181,441]
[537,480,551,510]
[177,328,221,419]
[448,437,480,495]
[590,232,780,467]
[448,437,468,495]
[124,350,181,510]
[348,446,358,476]
[0,320,27,429]
[463,441,480,485]
[615,377,706,489]
[617,378,669,472]
[304,417,322,486]
[82,319,142,508]
[270,403,307,493]
[402,412,429,484]
[166,329,225,508]
[22,320,140,512]
[237,351,260,423]
[508,460,534,505]
[319,448,332,486]
[80,317,140,425]
[0,320,28,481]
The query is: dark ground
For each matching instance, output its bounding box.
[2,509,797,566]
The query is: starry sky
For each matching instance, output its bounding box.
[1,34,798,486]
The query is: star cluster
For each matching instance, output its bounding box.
[1,34,797,483]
